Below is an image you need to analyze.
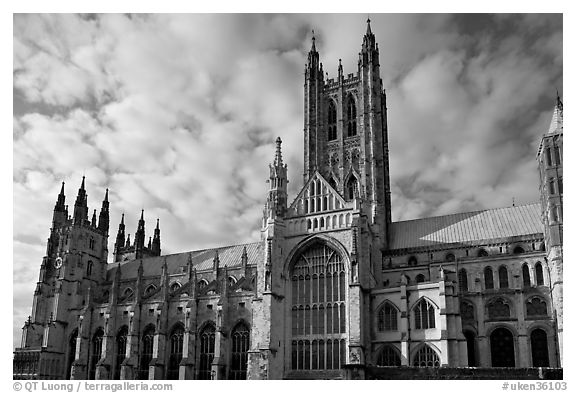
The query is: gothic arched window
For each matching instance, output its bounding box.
[413,345,440,367]
[145,284,156,295]
[167,324,184,380]
[416,274,425,283]
[408,256,418,266]
[230,322,250,380]
[346,96,357,137]
[548,179,556,195]
[66,329,78,380]
[526,297,547,317]
[414,299,435,329]
[198,323,216,379]
[290,243,346,370]
[87,261,93,277]
[377,345,401,367]
[139,325,155,380]
[328,100,337,141]
[377,302,398,331]
[513,246,525,254]
[488,298,511,319]
[346,175,358,200]
[484,266,494,289]
[522,264,531,287]
[170,282,181,293]
[535,262,544,286]
[498,266,509,289]
[458,268,468,292]
[89,328,104,380]
[445,253,455,262]
[478,248,489,257]
[114,326,128,380]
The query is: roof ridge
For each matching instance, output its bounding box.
[392,202,540,225]
[144,240,262,259]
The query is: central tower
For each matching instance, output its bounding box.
[303,20,392,244]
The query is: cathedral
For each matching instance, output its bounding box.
[14,20,563,380]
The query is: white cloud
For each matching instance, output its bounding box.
[12,14,562,347]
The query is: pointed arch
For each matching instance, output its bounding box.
[167,323,185,380]
[328,99,337,141]
[89,327,104,380]
[114,325,128,379]
[345,94,357,137]
[412,297,436,330]
[198,322,216,379]
[345,173,358,200]
[526,296,548,317]
[139,324,155,379]
[230,321,250,380]
[487,297,512,319]
[65,328,78,380]
[145,284,157,295]
[376,344,401,367]
[522,264,531,287]
[377,300,399,331]
[170,282,182,293]
[535,262,544,286]
[412,344,440,367]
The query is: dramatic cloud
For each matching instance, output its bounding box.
[13,14,562,347]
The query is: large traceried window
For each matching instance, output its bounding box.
[413,345,440,367]
[377,302,398,331]
[89,328,104,380]
[414,299,435,330]
[114,326,128,380]
[290,243,346,370]
[198,324,216,380]
[327,101,337,141]
[458,268,468,292]
[167,324,184,380]
[230,322,250,380]
[139,325,155,380]
[346,96,357,137]
[377,345,401,366]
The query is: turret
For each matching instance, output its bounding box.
[152,219,161,256]
[263,137,288,221]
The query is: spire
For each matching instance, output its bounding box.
[135,209,146,259]
[113,213,126,262]
[52,181,67,227]
[361,17,378,63]
[126,233,131,248]
[366,17,372,35]
[98,188,110,233]
[73,176,88,225]
[338,58,343,80]
[306,29,320,79]
[265,136,288,220]
[274,137,283,166]
[548,92,563,134]
[311,30,316,52]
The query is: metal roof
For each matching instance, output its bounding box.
[388,203,543,250]
[107,241,262,280]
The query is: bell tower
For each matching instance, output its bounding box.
[302,19,392,245]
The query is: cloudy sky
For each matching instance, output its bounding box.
[13,14,562,347]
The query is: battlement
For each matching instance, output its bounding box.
[325,73,360,89]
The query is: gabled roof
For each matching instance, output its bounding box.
[287,171,348,216]
[107,241,262,280]
[388,203,543,251]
